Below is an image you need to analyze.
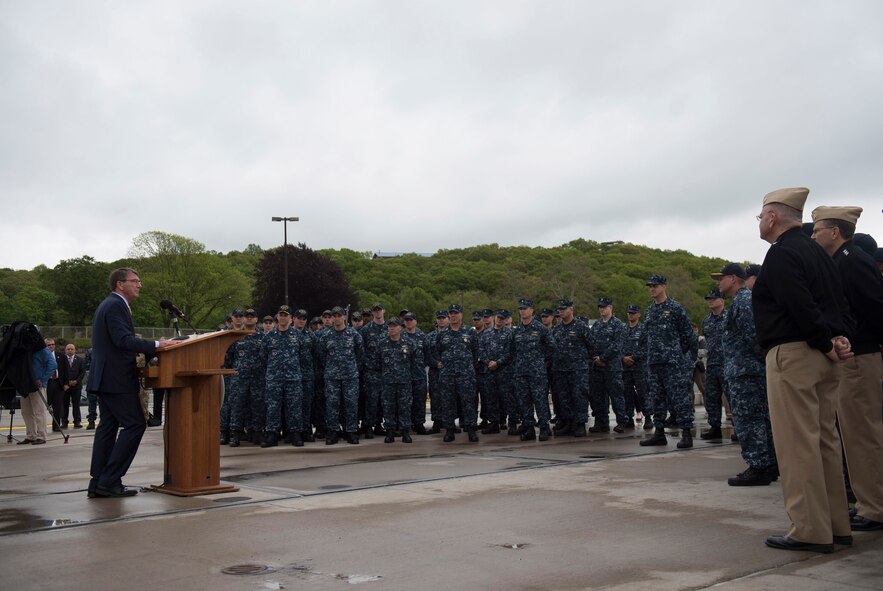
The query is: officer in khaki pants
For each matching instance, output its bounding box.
[752,187,854,554]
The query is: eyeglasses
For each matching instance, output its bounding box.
[121,279,142,284]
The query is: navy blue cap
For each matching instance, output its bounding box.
[231,307,244,316]
[294,308,308,319]
[557,298,573,309]
[482,308,494,317]
[472,310,483,320]
[496,309,511,319]
[645,274,667,286]
[540,308,554,317]
[262,315,275,322]
[322,309,332,317]
[331,306,345,315]
[853,233,878,256]
[435,310,449,318]
[746,264,761,277]
[598,297,612,307]
[277,305,292,315]
[351,311,363,320]
[387,316,402,326]
[371,302,384,310]
[711,262,746,280]
[704,288,724,300]
[627,304,641,314]
[403,312,416,320]
[244,308,257,317]
[448,303,463,313]
[309,316,321,325]
[518,298,533,309]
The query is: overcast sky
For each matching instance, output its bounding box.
[2,1,881,271]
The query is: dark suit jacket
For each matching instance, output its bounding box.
[50,351,69,387]
[87,292,156,395]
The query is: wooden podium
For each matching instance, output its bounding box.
[140,329,250,496]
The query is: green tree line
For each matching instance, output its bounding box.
[1,233,746,336]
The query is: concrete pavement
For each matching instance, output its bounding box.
[1,409,880,590]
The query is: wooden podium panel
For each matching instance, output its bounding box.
[140,330,250,496]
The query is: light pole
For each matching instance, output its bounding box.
[271,216,299,306]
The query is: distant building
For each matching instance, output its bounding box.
[372,252,434,259]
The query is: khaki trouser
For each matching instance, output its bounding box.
[21,387,49,441]
[766,341,851,543]
[838,352,883,522]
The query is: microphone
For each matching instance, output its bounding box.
[160,299,187,320]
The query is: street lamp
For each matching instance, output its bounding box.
[271,216,299,306]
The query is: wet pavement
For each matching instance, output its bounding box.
[1,408,881,590]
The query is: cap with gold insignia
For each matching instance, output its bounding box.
[262,315,274,323]
[762,187,809,212]
[331,306,345,315]
[557,298,574,309]
[277,305,292,315]
[704,288,723,300]
[518,298,533,309]
[387,316,402,326]
[448,303,463,313]
[627,304,641,314]
[645,274,667,286]
[810,205,863,225]
[598,297,612,307]
[711,262,746,280]
[244,308,257,317]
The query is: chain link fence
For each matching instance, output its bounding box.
[39,325,204,342]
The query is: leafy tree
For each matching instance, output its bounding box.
[47,256,110,325]
[252,243,357,318]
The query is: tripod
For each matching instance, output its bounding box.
[1,404,21,443]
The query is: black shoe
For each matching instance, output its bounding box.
[373,424,386,436]
[588,424,610,433]
[676,428,693,449]
[731,432,738,442]
[429,422,441,434]
[228,435,240,447]
[850,516,883,531]
[16,438,32,445]
[664,416,677,428]
[61,422,69,428]
[453,427,462,434]
[87,421,95,430]
[31,438,46,445]
[52,426,61,432]
[363,429,374,440]
[478,420,489,429]
[443,429,455,442]
[640,430,667,446]
[147,416,161,427]
[765,535,833,554]
[94,484,139,498]
[326,432,339,445]
[302,430,315,443]
[520,426,537,441]
[700,426,722,440]
[481,424,500,434]
[765,465,780,481]
[345,432,360,444]
[613,424,625,434]
[220,431,230,445]
[414,424,428,435]
[401,431,413,443]
[467,427,479,442]
[260,432,278,448]
[73,423,83,429]
[538,426,551,441]
[626,419,636,428]
[553,421,572,434]
[833,535,853,545]
[572,423,587,437]
[292,432,304,447]
[727,466,773,487]
[384,433,395,443]
[644,420,655,431]
[314,427,326,439]
[507,424,520,436]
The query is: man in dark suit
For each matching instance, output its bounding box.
[63,343,86,428]
[44,338,69,431]
[87,268,172,498]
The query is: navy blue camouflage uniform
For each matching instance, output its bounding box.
[724,286,776,470]
[319,326,364,434]
[701,310,727,428]
[551,318,593,426]
[512,318,555,430]
[403,328,429,429]
[360,321,387,429]
[230,328,266,435]
[641,298,698,429]
[262,327,305,434]
[622,321,649,418]
[589,316,629,427]
[297,327,316,434]
[377,335,416,431]
[486,325,516,426]
[433,325,479,429]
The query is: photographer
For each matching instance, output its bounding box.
[18,342,57,445]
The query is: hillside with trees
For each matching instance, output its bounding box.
[1,234,739,334]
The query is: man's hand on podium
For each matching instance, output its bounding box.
[157,339,177,349]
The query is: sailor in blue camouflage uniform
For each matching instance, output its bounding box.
[402,312,429,434]
[228,308,265,446]
[699,288,728,440]
[472,310,492,429]
[588,297,630,433]
[220,307,245,445]
[512,298,555,441]
[638,275,699,449]
[486,309,517,434]
[424,310,449,434]
[377,317,416,443]
[318,306,364,444]
[292,309,317,442]
[432,304,480,442]
[476,309,502,434]
[260,305,305,447]
[550,299,593,437]
[622,304,651,430]
[714,263,777,485]
[359,303,388,439]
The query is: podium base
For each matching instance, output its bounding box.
[147,483,239,497]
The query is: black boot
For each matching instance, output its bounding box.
[640,429,668,446]
[345,432,360,444]
[588,423,610,433]
[414,424,428,435]
[467,427,479,442]
[727,466,773,486]
[520,426,537,441]
[302,429,315,443]
[481,422,500,434]
[572,423,587,437]
[401,430,412,443]
[507,423,520,436]
[260,432,279,448]
[384,432,395,443]
[292,431,304,447]
[553,421,572,435]
[538,425,552,441]
[228,433,240,447]
[220,430,229,445]
[363,424,374,440]
[443,428,455,442]
[429,421,441,434]
[677,428,693,449]
[700,426,722,440]
[326,432,339,445]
